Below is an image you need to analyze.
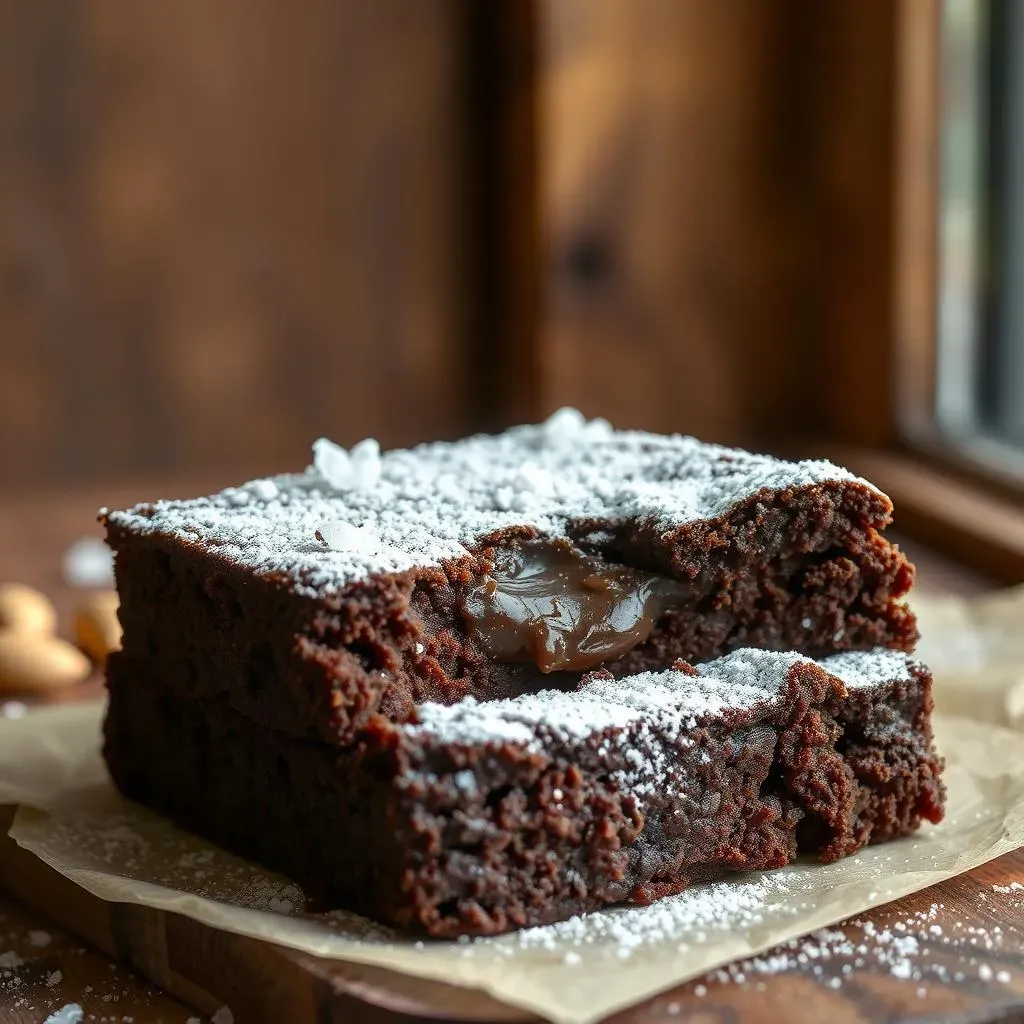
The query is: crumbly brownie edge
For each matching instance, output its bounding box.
[821,655,945,853]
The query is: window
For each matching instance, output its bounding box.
[937,0,1024,476]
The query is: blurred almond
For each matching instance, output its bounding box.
[75,590,121,666]
[0,633,92,693]
[0,583,58,636]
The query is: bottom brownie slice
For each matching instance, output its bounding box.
[103,648,944,938]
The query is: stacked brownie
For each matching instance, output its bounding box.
[101,410,944,937]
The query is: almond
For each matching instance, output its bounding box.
[0,583,58,636]
[0,633,92,693]
[75,590,121,666]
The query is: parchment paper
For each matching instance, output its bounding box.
[915,586,1024,728]
[2,587,1024,1024]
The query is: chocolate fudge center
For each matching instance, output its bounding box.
[462,540,688,673]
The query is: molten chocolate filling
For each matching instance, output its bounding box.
[462,541,687,673]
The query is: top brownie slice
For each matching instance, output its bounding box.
[103,410,916,745]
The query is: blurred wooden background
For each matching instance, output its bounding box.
[0,0,903,490]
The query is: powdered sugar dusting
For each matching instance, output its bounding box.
[514,870,803,955]
[105,412,875,598]
[818,649,921,690]
[408,648,919,805]
[411,648,918,751]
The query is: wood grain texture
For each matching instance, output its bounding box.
[3,807,1023,1024]
[526,0,905,448]
[465,3,542,430]
[0,808,533,1024]
[1,0,940,482]
[803,3,900,448]
[534,0,802,443]
[0,892,192,1024]
[894,0,941,435]
[0,0,468,488]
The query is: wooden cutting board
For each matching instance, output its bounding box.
[2,805,1023,1024]
[0,807,530,1023]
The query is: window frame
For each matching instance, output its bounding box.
[896,0,1024,494]
[813,0,1024,584]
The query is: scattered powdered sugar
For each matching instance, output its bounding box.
[2,809,1016,1016]
[505,888,1021,999]
[36,809,304,913]
[993,881,1024,895]
[0,915,186,1021]
[43,1005,82,1024]
[990,882,1024,912]
[513,870,804,956]
[702,898,1018,994]
[105,410,874,598]
[62,536,115,588]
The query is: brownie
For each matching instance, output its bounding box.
[101,413,940,936]
[103,648,944,937]
[102,413,916,747]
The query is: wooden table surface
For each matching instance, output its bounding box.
[0,483,1020,1024]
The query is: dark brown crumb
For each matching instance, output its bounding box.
[103,655,943,937]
